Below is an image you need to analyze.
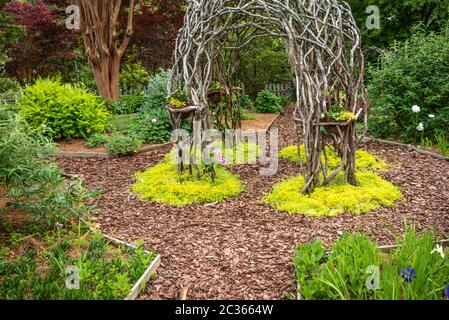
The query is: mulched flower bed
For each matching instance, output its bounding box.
[57,105,449,300]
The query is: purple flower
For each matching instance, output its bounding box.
[446,284,449,300]
[400,266,416,283]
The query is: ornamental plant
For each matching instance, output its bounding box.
[18,78,110,140]
[255,90,282,113]
[368,31,449,142]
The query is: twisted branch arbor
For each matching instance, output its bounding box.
[167,0,369,194]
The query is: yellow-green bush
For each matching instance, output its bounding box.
[264,172,402,217]
[132,157,244,206]
[278,145,386,171]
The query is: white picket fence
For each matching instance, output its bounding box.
[265,83,294,96]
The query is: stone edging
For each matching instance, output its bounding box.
[56,142,173,159]
[363,137,449,162]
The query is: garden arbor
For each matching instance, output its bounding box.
[168,0,368,194]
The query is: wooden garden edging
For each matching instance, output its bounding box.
[363,137,449,162]
[101,233,161,300]
[56,141,172,159]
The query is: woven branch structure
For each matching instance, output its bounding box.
[167,0,368,194]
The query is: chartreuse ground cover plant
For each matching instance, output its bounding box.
[133,154,244,206]
[278,145,387,172]
[293,226,449,300]
[18,78,110,140]
[0,221,157,300]
[264,172,402,217]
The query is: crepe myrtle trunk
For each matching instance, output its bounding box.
[75,0,135,101]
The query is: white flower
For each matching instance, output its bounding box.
[416,122,424,132]
[412,105,421,113]
[428,114,435,118]
[151,118,157,124]
[431,244,445,258]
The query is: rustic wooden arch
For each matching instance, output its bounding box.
[167,0,368,194]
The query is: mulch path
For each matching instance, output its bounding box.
[58,105,449,300]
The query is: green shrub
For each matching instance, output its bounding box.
[239,93,253,110]
[133,156,244,206]
[256,90,282,113]
[368,32,449,142]
[293,227,449,300]
[105,134,142,156]
[109,94,145,115]
[0,109,95,228]
[142,69,171,112]
[136,108,172,144]
[120,60,150,89]
[0,224,157,299]
[264,172,402,217]
[18,78,110,140]
[86,134,108,148]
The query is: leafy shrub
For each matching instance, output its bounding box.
[0,109,94,228]
[142,69,171,112]
[105,134,142,156]
[133,156,244,206]
[239,93,253,110]
[263,172,402,217]
[136,108,172,144]
[256,90,282,113]
[278,145,387,172]
[109,94,145,115]
[0,224,157,299]
[368,32,449,142]
[293,227,449,300]
[86,134,108,148]
[18,78,110,140]
[120,60,150,89]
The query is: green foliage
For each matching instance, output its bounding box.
[293,227,449,300]
[105,134,142,156]
[18,79,110,140]
[323,104,356,122]
[238,37,292,100]
[142,69,171,112]
[136,108,172,144]
[86,134,108,148]
[0,223,157,300]
[0,109,95,228]
[346,0,449,63]
[278,146,387,172]
[255,90,282,113]
[109,94,145,115]
[109,114,139,135]
[120,61,150,89]
[239,93,253,110]
[133,156,244,206]
[368,32,449,142]
[435,131,448,156]
[264,172,402,217]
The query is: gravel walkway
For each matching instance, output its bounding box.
[58,106,449,300]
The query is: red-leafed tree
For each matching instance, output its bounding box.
[3,0,77,84]
[121,0,185,73]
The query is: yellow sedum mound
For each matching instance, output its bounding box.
[133,157,244,206]
[264,172,402,217]
[278,145,387,171]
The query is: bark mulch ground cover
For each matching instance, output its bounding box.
[58,105,449,300]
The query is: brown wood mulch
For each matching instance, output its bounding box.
[57,105,449,300]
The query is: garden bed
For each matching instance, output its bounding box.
[57,104,449,299]
[0,219,160,300]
